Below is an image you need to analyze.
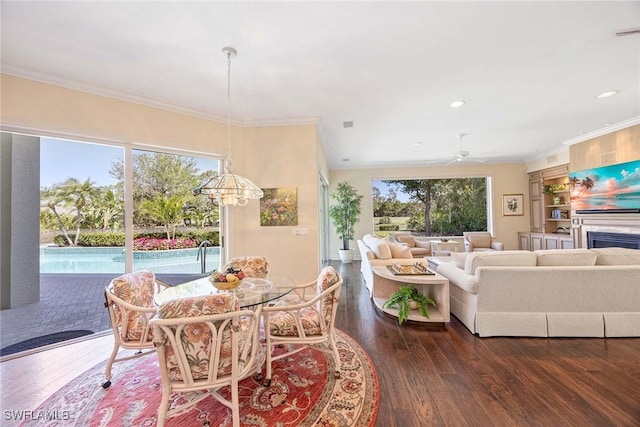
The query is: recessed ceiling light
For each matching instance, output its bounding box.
[604,123,612,126]
[596,90,619,99]
[449,100,465,108]
[413,142,422,146]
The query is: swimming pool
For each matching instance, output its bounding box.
[39,246,221,274]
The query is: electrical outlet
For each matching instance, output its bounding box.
[292,228,308,236]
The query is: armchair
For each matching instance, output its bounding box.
[463,232,504,252]
[102,270,168,388]
[150,293,262,427]
[261,266,343,387]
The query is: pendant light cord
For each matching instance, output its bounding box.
[225,47,233,174]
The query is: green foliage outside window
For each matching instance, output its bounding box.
[374,178,488,236]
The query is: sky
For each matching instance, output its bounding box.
[40,138,219,187]
[372,179,411,202]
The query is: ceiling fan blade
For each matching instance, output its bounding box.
[466,157,488,163]
[442,158,458,167]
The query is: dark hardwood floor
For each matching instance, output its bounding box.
[331,261,640,427]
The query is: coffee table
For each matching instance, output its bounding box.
[429,240,461,255]
[425,255,456,271]
[372,265,450,324]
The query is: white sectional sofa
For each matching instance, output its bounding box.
[357,234,429,297]
[435,248,640,337]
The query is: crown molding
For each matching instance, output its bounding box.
[3,68,323,129]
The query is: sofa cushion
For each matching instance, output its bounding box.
[363,234,392,260]
[464,250,537,274]
[450,252,468,269]
[591,247,640,265]
[467,233,493,248]
[534,249,597,266]
[388,241,413,259]
[396,235,416,248]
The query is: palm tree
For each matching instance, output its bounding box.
[579,176,595,196]
[139,195,186,239]
[60,178,100,245]
[41,185,74,246]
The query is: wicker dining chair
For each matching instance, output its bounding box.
[221,256,270,278]
[150,293,263,427]
[102,270,168,388]
[261,266,343,387]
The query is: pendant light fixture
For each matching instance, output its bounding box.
[193,46,264,206]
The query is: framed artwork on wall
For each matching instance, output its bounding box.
[569,159,640,213]
[260,187,298,226]
[502,194,524,216]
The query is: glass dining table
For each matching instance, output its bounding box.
[155,274,296,308]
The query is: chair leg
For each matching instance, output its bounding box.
[263,341,273,387]
[329,333,341,379]
[102,342,120,388]
[231,378,240,427]
[156,389,170,427]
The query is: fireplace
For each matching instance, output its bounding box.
[587,231,640,249]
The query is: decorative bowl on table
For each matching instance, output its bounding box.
[210,267,245,291]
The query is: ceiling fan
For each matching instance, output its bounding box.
[428,134,488,167]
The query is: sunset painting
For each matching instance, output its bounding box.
[569,159,640,212]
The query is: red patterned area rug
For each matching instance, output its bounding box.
[23,330,378,426]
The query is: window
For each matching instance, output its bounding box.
[372,177,491,236]
[39,137,222,275]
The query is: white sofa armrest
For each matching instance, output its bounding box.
[491,241,504,251]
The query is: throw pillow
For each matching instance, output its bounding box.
[534,249,597,266]
[450,252,467,269]
[388,242,413,259]
[464,251,538,274]
[396,235,416,247]
[591,247,640,265]
[363,234,392,260]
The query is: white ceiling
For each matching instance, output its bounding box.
[2,1,639,169]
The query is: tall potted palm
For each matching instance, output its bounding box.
[329,181,363,263]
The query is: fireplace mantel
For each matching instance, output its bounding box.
[572,212,640,249]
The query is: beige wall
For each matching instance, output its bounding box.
[1,74,324,282]
[329,162,529,258]
[231,125,321,281]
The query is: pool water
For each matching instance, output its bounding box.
[40,246,221,274]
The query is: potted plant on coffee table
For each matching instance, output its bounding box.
[382,285,436,324]
[329,181,363,263]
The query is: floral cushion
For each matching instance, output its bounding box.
[317,266,340,323]
[268,306,323,336]
[156,294,242,381]
[110,270,155,342]
[268,266,340,337]
[222,256,270,278]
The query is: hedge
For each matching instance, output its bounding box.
[378,224,400,231]
[53,230,220,248]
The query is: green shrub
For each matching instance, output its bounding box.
[53,234,71,246]
[378,224,399,231]
[78,232,126,247]
[183,229,220,246]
